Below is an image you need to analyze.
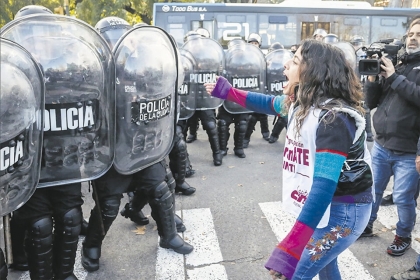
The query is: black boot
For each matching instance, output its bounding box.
[244,114,257,148]
[150,182,193,255]
[186,114,199,143]
[207,123,223,166]
[269,117,287,144]
[233,119,247,158]
[82,196,120,272]
[10,216,29,271]
[174,214,186,233]
[80,219,89,236]
[120,193,149,225]
[26,216,54,280]
[259,114,270,141]
[175,181,196,196]
[53,208,82,280]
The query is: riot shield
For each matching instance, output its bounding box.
[182,37,224,110]
[113,26,178,175]
[0,39,44,215]
[1,15,115,187]
[266,49,294,96]
[333,42,357,72]
[178,49,196,120]
[223,43,266,114]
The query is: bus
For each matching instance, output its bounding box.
[153,1,420,51]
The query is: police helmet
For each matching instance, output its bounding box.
[228,38,246,49]
[247,33,262,47]
[350,35,364,48]
[15,5,53,19]
[268,42,284,53]
[134,22,148,28]
[323,33,339,44]
[313,28,327,37]
[95,17,131,49]
[196,27,210,38]
[183,31,200,43]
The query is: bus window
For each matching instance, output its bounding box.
[167,23,188,47]
[370,16,408,43]
[334,16,369,43]
[191,21,214,38]
[301,22,330,40]
[259,15,297,48]
[216,14,257,48]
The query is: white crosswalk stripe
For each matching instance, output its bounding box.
[12,202,420,280]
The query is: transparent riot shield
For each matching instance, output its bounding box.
[113,26,178,175]
[182,37,224,110]
[333,42,357,72]
[0,39,44,215]
[223,43,266,114]
[266,49,294,96]
[178,49,196,120]
[1,15,115,187]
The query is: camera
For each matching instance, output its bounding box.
[358,39,402,75]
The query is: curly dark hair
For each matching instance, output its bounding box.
[293,39,364,136]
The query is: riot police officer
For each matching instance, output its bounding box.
[1,36,45,280]
[313,28,327,41]
[182,31,224,166]
[2,5,115,279]
[243,33,270,148]
[265,42,290,144]
[81,18,193,272]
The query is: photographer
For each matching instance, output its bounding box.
[360,21,420,258]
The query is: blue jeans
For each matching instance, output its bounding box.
[292,202,372,280]
[368,142,419,237]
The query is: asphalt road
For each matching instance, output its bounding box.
[6,115,420,280]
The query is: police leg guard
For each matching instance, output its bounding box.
[10,216,29,271]
[244,114,258,147]
[170,134,196,196]
[217,119,230,156]
[233,120,247,158]
[186,115,199,143]
[53,207,82,280]
[149,182,193,254]
[120,192,149,225]
[185,153,195,178]
[259,114,270,140]
[205,121,223,166]
[82,196,121,272]
[0,249,8,280]
[26,216,54,280]
[269,117,287,144]
[165,166,188,232]
[365,108,373,142]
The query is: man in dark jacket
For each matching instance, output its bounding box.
[360,21,420,258]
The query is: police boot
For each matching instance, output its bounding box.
[0,249,8,280]
[174,214,186,233]
[82,196,120,272]
[218,119,229,156]
[150,182,193,255]
[365,108,374,142]
[244,114,257,148]
[233,120,247,158]
[10,216,29,271]
[53,208,82,280]
[206,123,223,166]
[120,193,149,225]
[269,117,286,144]
[26,216,54,280]
[259,114,270,141]
[186,115,199,143]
